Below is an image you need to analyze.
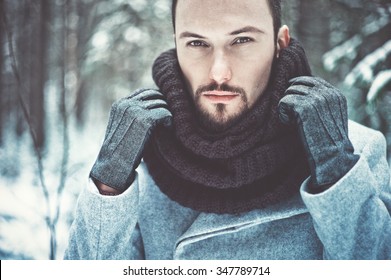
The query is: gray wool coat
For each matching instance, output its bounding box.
[64,121,391,260]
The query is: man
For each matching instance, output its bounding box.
[64,0,391,259]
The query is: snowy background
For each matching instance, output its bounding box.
[0,0,390,260]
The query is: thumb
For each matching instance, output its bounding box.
[161,114,173,128]
[152,107,173,128]
[278,95,300,126]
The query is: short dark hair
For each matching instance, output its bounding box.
[171,0,282,41]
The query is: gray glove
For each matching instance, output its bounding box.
[278,76,359,192]
[90,89,172,192]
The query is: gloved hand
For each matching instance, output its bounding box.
[90,89,172,193]
[278,76,359,192]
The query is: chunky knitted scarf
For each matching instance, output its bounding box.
[143,39,312,214]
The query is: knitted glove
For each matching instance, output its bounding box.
[90,89,172,192]
[278,76,359,192]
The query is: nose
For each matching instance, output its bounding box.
[209,51,232,85]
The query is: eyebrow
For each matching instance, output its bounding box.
[179,31,206,39]
[178,26,264,39]
[229,26,264,35]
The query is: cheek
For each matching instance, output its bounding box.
[238,57,274,106]
[178,57,204,95]
[177,45,214,92]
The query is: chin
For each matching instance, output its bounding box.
[197,104,247,133]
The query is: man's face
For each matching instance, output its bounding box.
[175,0,279,131]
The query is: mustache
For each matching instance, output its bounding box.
[195,82,246,96]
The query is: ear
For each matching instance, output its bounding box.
[276,25,290,58]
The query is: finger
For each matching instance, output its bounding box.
[285,84,312,96]
[141,99,169,110]
[127,88,164,101]
[127,88,151,99]
[149,107,173,127]
[114,93,167,112]
[290,76,335,89]
[312,77,334,89]
[278,97,299,125]
[160,115,173,127]
[139,90,165,101]
[289,76,315,86]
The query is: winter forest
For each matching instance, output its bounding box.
[0,0,390,260]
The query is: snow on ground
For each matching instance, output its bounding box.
[0,113,105,259]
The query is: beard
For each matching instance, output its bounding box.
[194,82,249,133]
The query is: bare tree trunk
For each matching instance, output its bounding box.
[15,0,29,138]
[75,80,87,124]
[0,0,4,145]
[48,0,71,260]
[296,0,331,78]
[73,0,98,126]
[29,0,48,150]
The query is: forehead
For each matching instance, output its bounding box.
[175,0,273,33]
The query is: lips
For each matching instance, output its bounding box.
[202,90,240,104]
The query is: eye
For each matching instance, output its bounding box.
[233,37,253,45]
[187,40,209,48]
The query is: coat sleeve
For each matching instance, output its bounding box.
[301,124,391,259]
[63,173,144,260]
